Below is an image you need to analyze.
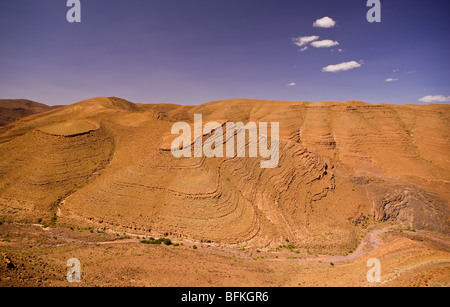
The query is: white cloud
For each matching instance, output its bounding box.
[322,61,362,73]
[287,82,296,87]
[299,46,308,52]
[313,16,336,28]
[338,49,342,52]
[393,69,399,73]
[292,35,319,47]
[419,95,450,103]
[311,39,339,48]
[385,78,398,82]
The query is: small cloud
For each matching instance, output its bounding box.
[299,46,308,52]
[292,35,319,47]
[311,39,339,48]
[338,49,342,52]
[287,82,296,87]
[419,95,450,103]
[393,69,399,73]
[322,61,362,73]
[385,78,398,82]
[313,16,336,28]
[406,70,416,74]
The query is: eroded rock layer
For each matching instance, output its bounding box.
[0,97,448,251]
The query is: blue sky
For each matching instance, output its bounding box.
[0,0,449,105]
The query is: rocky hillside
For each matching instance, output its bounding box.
[0,99,60,127]
[0,97,448,254]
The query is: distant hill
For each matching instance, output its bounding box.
[0,99,60,126]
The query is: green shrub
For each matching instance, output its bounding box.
[140,237,173,245]
[50,215,57,226]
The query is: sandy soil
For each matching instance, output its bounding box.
[0,222,448,287]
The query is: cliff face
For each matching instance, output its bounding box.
[0,97,448,252]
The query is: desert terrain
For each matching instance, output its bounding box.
[0,99,60,127]
[0,97,449,287]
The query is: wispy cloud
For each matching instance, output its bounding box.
[419,95,450,103]
[322,61,362,73]
[287,82,296,87]
[299,46,308,52]
[311,39,339,48]
[385,78,398,82]
[292,35,319,47]
[313,16,336,28]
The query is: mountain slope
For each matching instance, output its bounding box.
[0,97,448,254]
[0,99,59,126]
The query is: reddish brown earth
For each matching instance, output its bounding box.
[0,97,449,287]
[0,99,60,127]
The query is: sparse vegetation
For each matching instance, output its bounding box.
[333,148,340,159]
[277,242,297,252]
[49,215,57,227]
[140,237,172,245]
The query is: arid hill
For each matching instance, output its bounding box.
[0,99,60,127]
[0,97,449,286]
[0,97,448,248]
